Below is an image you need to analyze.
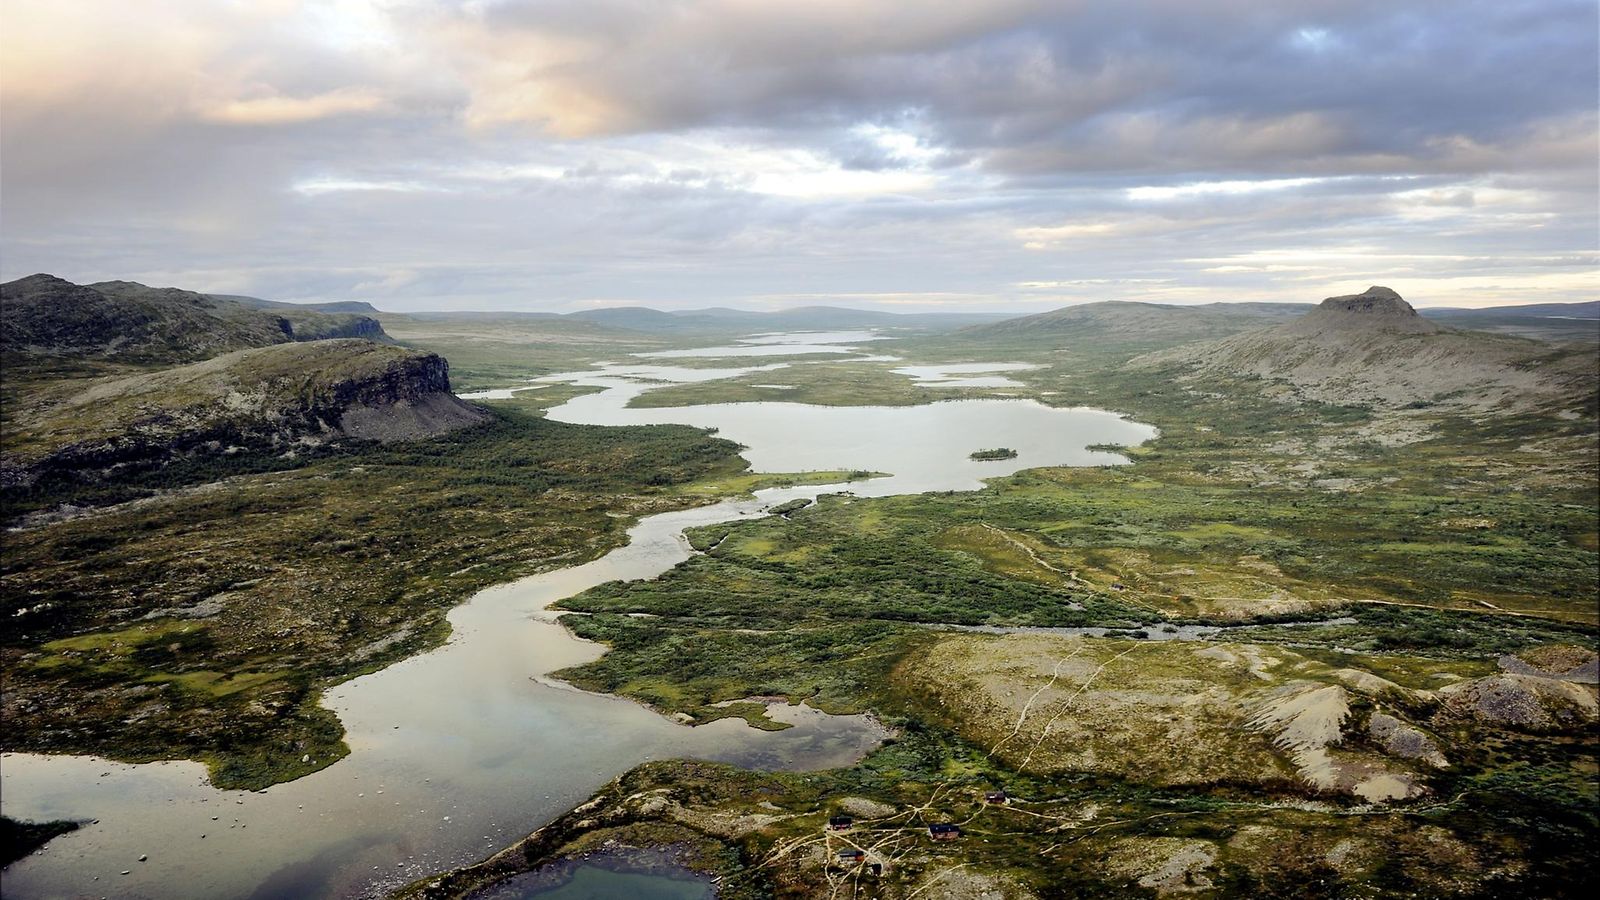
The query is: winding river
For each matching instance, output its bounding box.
[0,336,1156,900]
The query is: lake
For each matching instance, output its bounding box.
[0,337,1154,899]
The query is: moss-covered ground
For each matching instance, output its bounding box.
[1,404,758,789]
[5,315,1594,895]
[467,327,1597,898]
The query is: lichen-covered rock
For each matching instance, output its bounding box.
[1368,712,1448,768]
[1499,645,1600,684]
[1436,674,1599,731]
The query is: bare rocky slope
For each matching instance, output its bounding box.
[1,273,389,363]
[2,339,486,491]
[1130,286,1597,413]
[957,299,1308,344]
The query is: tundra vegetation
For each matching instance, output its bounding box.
[3,284,1595,897]
[406,297,1596,899]
[0,284,803,789]
[1,404,761,789]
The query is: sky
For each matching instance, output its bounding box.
[1,0,1595,312]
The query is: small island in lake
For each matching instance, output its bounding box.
[969,447,1019,461]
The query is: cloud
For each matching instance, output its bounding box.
[201,88,391,125]
[0,0,1594,311]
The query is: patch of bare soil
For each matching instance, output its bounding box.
[1105,837,1218,895]
[907,867,1038,900]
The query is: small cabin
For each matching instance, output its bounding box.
[837,849,865,863]
[928,823,962,841]
[1110,582,1126,591]
[827,815,854,832]
[984,789,1009,805]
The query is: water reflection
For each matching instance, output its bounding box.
[1,336,1153,900]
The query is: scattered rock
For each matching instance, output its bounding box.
[1499,645,1600,684]
[838,797,897,819]
[1368,713,1448,768]
[1437,673,1599,731]
[1107,837,1217,895]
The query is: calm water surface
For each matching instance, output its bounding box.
[469,849,714,900]
[0,338,1154,900]
[482,866,711,900]
[892,362,1042,388]
[631,329,882,359]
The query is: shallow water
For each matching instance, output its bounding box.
[632,329,881,359]
[481,866,712,900]
[0,337,1154,900]
[0,491,889,900]
[459,383,548,400]
[472,852,714,900]
[736,330,883,345]
[892,362,1042,388]
[545,377,1152,495]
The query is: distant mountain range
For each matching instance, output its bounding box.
[1423,301,1600,318]
[394,304,1006,334]
[16,272,1585,346]
[957,300,1310,345]
[1130,287,1597,412]
[958,297,1598,348]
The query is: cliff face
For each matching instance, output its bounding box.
[2,340,487,490]
[0,274,391,363]
[293,315,390,343]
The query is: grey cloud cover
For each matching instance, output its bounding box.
[0,0,1593,311]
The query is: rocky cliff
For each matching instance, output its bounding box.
[2,340,487,491]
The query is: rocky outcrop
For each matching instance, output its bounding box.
[1367,713,1448,768]
[1,274,390,364]
[1498,645,1600,683]
[279,313,389,343]
[2,340,486,491]
[1280,286,1442,336]
[1130,286,1596,412]
[1435,673,1599,731]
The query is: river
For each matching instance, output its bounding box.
[0,336,1155,899]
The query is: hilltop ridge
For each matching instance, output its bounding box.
[1282,286,1442,336]
[1,276,482,504]
[1,274,390,365]
[957,299,1306,345]
[1131,286,1595,412]
[2,339,486,495]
